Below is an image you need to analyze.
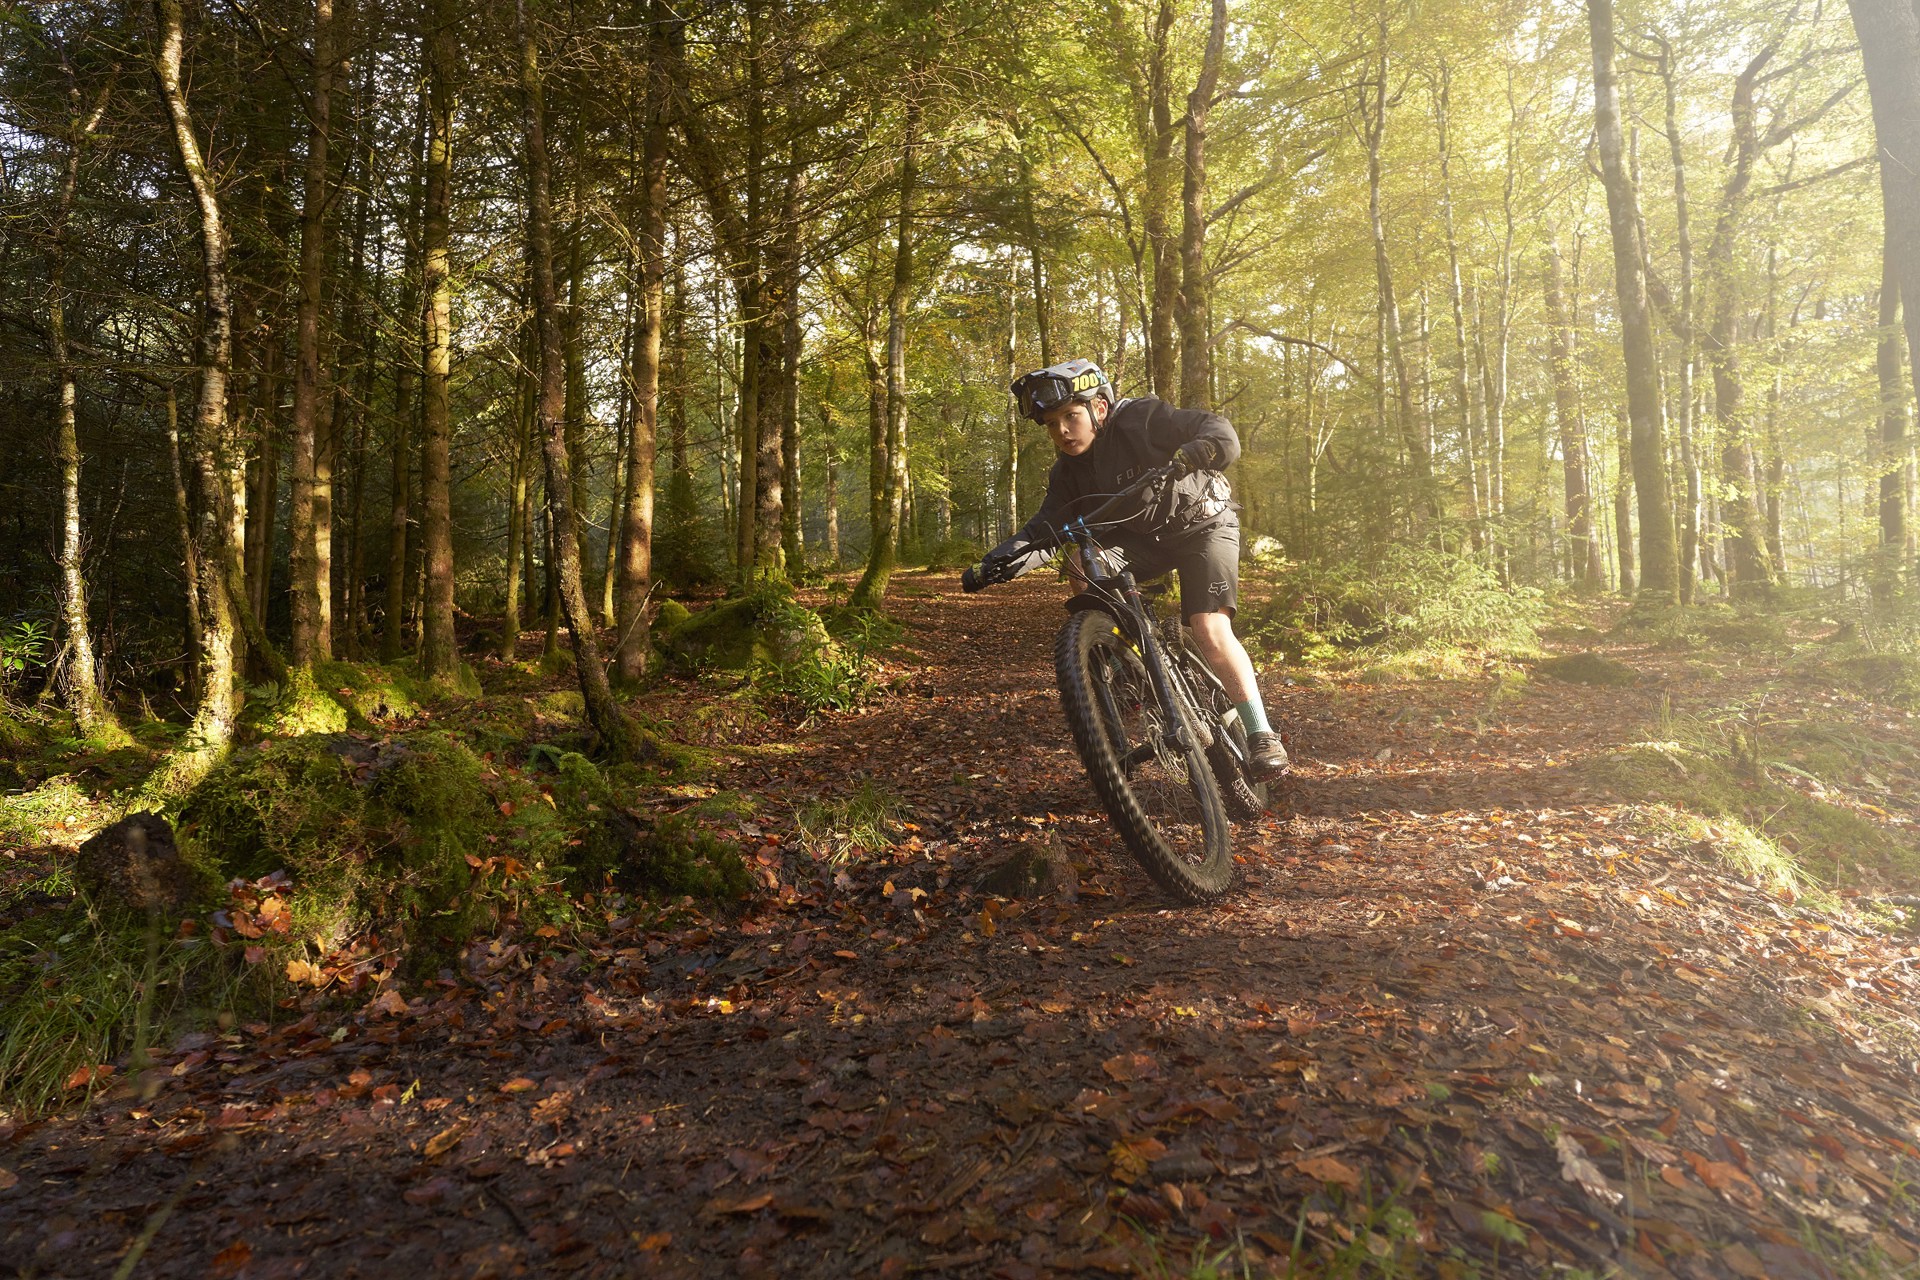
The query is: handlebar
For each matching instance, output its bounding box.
[970,462,1181,590]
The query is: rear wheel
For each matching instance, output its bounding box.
[1055,610,1234,903]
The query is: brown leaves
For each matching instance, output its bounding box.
[423,1119,472,1159]
[1293,1154,1363,1192]
[1100,1053,1157,1083]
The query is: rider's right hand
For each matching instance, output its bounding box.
[961,560,991,593]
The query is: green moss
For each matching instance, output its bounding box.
[661,584,834,674]
[1537,652,1638,687]
[250,667,350,737]
[655,599,692,634]
[313,660,424,727]
[534,690,587,724]
[178,729,490,958]
[630,813,753,900]
[0,776,102,847]
[536,649,575,678]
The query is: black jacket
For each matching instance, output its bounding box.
[985,396,1239,578]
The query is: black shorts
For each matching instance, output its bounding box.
[1121,519,1240,621]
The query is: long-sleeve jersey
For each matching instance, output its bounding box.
[984,395,1240,579]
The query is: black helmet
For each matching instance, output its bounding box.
[1010,358,1114,423]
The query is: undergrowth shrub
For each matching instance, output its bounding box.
[1243,545,1545,663]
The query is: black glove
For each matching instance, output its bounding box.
[961,560,993,593]
[1172,439,1218,476]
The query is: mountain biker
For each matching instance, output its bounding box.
[961,358,1290,782]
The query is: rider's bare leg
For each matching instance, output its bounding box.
[1186,611,1260,706]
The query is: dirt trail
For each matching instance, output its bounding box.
[5,578,1920,1279]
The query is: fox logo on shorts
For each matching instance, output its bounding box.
[1210,579,1230,596]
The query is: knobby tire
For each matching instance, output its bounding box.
[1055,609,1234,903]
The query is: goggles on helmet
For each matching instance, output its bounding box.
[1011,359,1111,422]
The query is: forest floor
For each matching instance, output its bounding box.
[6,576,1920,1279]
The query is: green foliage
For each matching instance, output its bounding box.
[1243,547,1545,664]
[0,616,51,700]
[312,660,425,727]
[245,666,349,737]
[1536,652,1638,687]
[628,813,753,900]
[661,582,833,674]
[906,536,982,573]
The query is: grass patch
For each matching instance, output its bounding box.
[0,776,109,848]
[1580,702,1920,898]
[0,901,274,1118]
[795,780,902,863]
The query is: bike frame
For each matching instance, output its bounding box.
[1058,513,1212,758]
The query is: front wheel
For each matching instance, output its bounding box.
[1055,610,1234,903]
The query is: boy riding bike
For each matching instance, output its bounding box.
[961,358,1290,782]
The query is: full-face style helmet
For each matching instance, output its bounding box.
[1010,358,1115,423]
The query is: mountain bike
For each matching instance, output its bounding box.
[973,465,1268,903]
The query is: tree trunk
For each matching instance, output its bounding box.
[163,387,204,700]
[1003,254,1020,539]
[615,14,667,684]
[1546,239,1603,590]
[851,102,919,610]
[1124,0,1177,396]
[518,0,647,760]
[1847,0,1920,434]
[381,89,423,663]
[1615,407,1637,595]
[1587,0,1677,601]
[1363,9,1433,521]
[150,0,246,796]
[416,0,459,679]
[1703,52,1779,598]
[49,67,120,739]
[1176,0,1226,409]
[1878,242,1909,602]
[501,341,531,661]
[1654,36,1702,603]
[1434,65,1484,549]
[290,0,336,667]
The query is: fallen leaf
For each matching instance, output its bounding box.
[369,988,408,1017]
[704,1191,774,1215]
[1102,1053,1158,1083]
[424,1120,472,1158]
[1556,1132,1623,1206]
[1294,1154,1362,1192]
[0,1167,17,1192]
[500,1077,539,1094]
[63,1064,112,1091]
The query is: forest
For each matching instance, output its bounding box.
[4,0,1920,1274]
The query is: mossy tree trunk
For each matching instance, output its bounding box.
[418,0,459,681]
[852,98,919,610]
[49,58,123,742]
[615,2,669,684]
[290,0,336,668]
[518,0,647,761]
[151,0,244,797]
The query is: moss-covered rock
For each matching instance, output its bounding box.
[1536,652,1639,687]
[252,667,350,736]
[179,729,489,954]
[314,660,424,727]
[655,598,692,635]
[661,585,835,674]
